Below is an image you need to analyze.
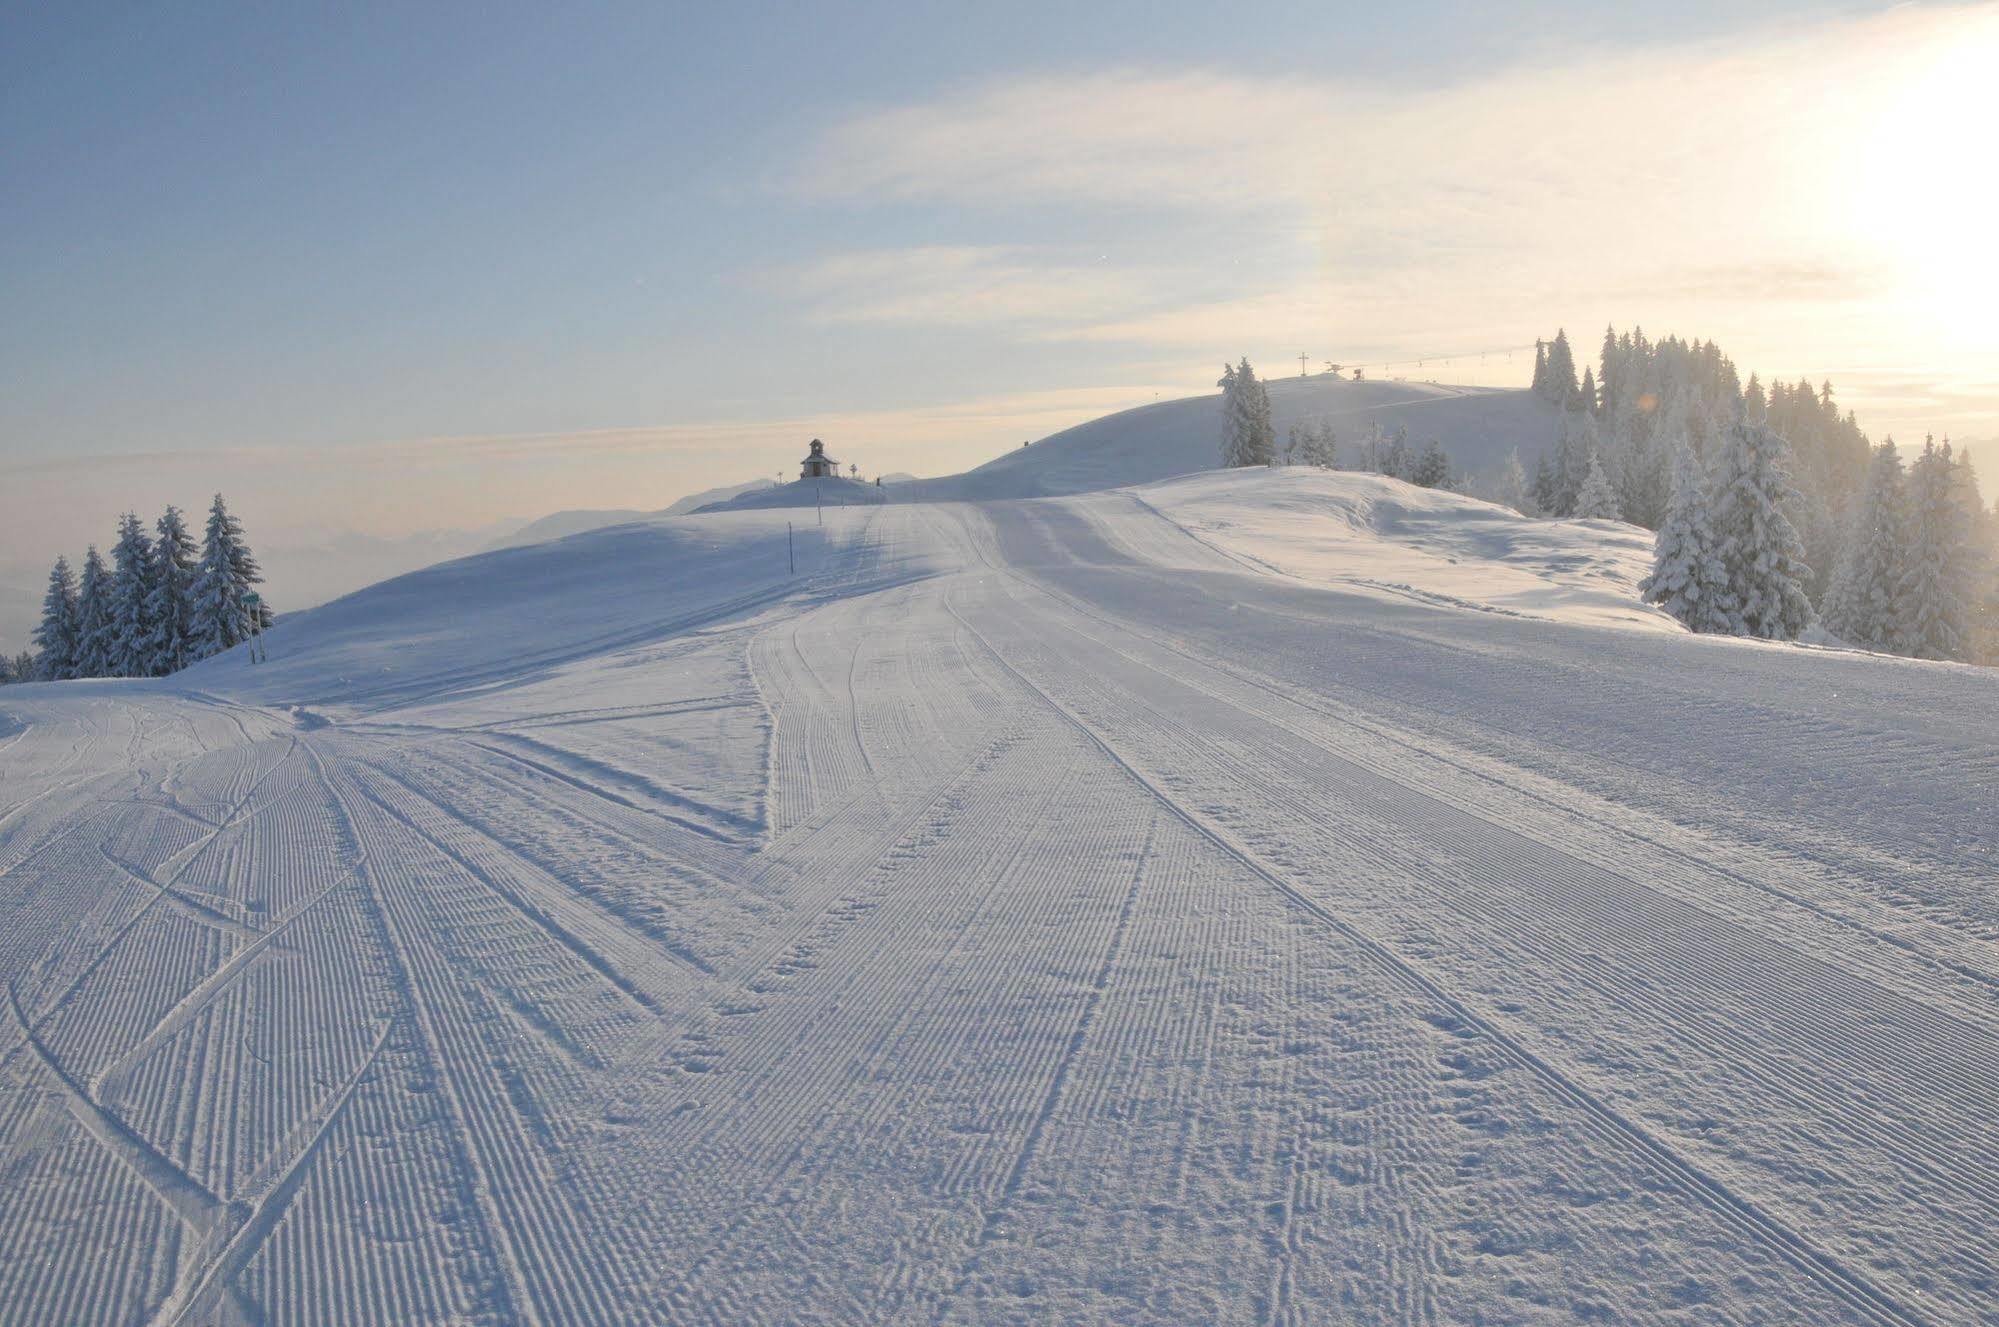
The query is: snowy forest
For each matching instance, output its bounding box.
[1534,326,1993,661]
[9,494,270,683]
[1221,331,1997,664]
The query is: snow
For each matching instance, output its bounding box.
[697,475,887,513]
[1078,466,1677,633]
[3,432,1997,1322]
[917,374,1557,501]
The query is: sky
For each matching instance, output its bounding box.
[4,0,1998,639]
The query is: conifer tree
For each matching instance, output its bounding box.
[1572,452,1622,520]
[1622,390,1681,529]
[1378,425,1410,481]
[1544,329,1579,405]
[31,556,80,681]
[1218,361,1273,467]
[1217,362,1243,465]
[1493,448,1530,514]
[1575,366,1596,414]
[1532,453,1558,515]
[1709,419,1813,639]
[1549,409,1599,516]
[1314,420,1339,468]
[1235,358,1274,466]
[108,512,158,677]
[1821,441,1907,651]
[1531,341,1549,397]
[145,505,199,674]
[1291,420,1337,469]
[1411,440,1449,488]
[1898,438,1975,660]
[191,493,265,654]
[73,546,113,678]
[1641,441,1733,632]
[1598,326,1622,415]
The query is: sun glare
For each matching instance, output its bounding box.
[1856,12,1999,349]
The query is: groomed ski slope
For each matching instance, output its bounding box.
[2,469,1996,1325]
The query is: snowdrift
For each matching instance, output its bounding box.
[1080,467,1675,634]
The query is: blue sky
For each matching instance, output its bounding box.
[4,0,1995,571]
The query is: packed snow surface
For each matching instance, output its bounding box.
[1089,468,1674,633]
[3,468,1997,1325]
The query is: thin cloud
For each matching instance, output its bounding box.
[767,245,1159,329]
[1632,262,1883,304]
[783,6,1990,354]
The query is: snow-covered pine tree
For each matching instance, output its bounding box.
[73,546,113,678]
[1572,452,1622,520]
[1411,440,1449,488]
[145,505,200,674]
[108,512,159,677]
[1897,437,1975,660]
[1378,425,1411,481]
[1531,341,1549,397]
[1308,420,1339,468]
[1593,407,1629,506]
[1575,366,1596,415]
[1532,453,1557,515]
[1493,448,1530,514]
[224,497,271,633]
[1549,408,1599,516]
[1289,420,1335,469]
[31,556,80,681]
[1948,447,1990,619]
[1623,389,1683,529]
[1238,358,1275,466]
[1598,326,1622,417]
[1820,440,1907,651]
[1708,419,1814,639]
[1640,440,1733,632]
[1217,362,1243,466]
[1544,329,1578,405]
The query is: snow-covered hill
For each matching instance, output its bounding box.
[191,506,932,716]
[696,474,887,514]
[917,375,1554,501]
[3,462,1995,1324]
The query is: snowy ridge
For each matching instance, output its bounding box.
[1,479,1996,1323]
[915,375,1556,501]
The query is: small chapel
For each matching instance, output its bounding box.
[799,438,840,480]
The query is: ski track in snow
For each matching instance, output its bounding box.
[1,487,1995,1325]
